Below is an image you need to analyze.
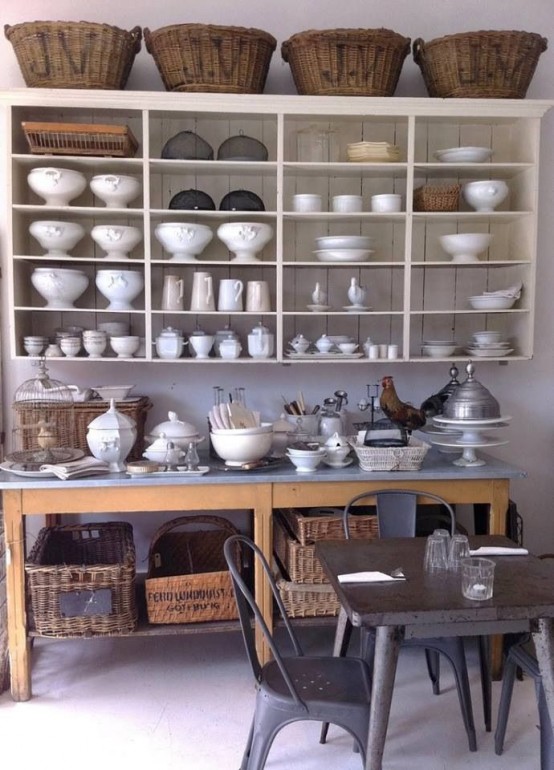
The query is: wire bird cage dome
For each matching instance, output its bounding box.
[11,360,76,467]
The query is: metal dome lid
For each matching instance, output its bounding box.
[168,189,216,210]
[161,130,214,160]
[442,361,500,420]
[217,132,268,162]
[219,189,265,211]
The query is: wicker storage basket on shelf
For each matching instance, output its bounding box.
[281,27,410,96]
[348,437,431,472]
[275,573,340,618]
[144,24,276,93]
[413,30,548,98]
[21,121,139,157]
[25,522,137,637]
[145,515,241,624]
[413,183,461,212]
[4,21,141,89]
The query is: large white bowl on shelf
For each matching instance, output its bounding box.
[27,166,87,206]
[31,267,89,309]
[434,146,493,163]
[210,426,273,465]
[90,174,141,208]
[439,233,492,263]
[468,295,516,310]
[315,235,374,250]
[422,343,457,358]
[314,248,373,262]
[91,225,142,259]
[154,222,213,261]
[462,180,509,212]
[217,222,273,263]
[29,220,85,256]
[95,269,144,310]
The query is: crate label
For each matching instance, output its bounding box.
[59,588,112,617]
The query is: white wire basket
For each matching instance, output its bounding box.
[348,436,431,472]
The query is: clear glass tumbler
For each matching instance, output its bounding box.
[424,533,449,572]
[461,557,496,600]
[448,534,470,571]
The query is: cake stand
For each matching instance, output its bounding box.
[430,416,511,466]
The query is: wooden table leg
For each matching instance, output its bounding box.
[532,617,554,729]
[489,480,510,679]
[253,483,273,665]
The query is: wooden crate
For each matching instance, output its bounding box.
[22,121,139,157]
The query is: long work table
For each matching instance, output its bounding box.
[0,447,525,701]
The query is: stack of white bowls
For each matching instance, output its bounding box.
[210,423,273,466]
[314,235,374,263]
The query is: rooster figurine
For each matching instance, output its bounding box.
[379,375,426,432]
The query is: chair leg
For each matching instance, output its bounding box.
[494,655,518,755]
[478,635,493,731]
[320,608,353,745]
[425,648,441,695]
[537,682,554,770]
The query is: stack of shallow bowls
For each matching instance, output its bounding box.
[433,146,493,163]
[465,330,513,358]
[314,234,374,263]
[421,340,457,358]
[286,442,327,473]
[210,423,273,466]
[346,141,400,162]
[468,293,516,310]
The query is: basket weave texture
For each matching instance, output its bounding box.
[144,24,276,93]
[278,507,378,546]
[25,522,137,637]
[4,21,141,89]
[145,515,240,624]
[281,27,410,96]
[413,184,460,212]
[349,436,431,472]
[413,30,548,98]
[276,574,340,618]
[22,121,139,157]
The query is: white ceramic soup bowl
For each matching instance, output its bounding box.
[370,194,402,213]
[27,166,87,206]
[462,180,509,212]
[95,269,144,311]
[31,267,89,309]
[90,174,141,208]
[439,233,492,263]
[210,428,273,466]
[29,220,85,256]
[91,225,142,258]
[286,448,326,472]
[472,330,502,344]
[468,295,516,310]
[315,235,374,251]
[154,222,213,261]
[109,335,141,357]
[217,222,273,263]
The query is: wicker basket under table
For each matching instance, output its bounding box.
[276,571,340,618]
[25,522,137,637]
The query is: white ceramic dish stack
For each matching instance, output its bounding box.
[434,146,493,163]
[465,331,514,358]
[314,234,374,263]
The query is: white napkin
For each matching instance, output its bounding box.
[338,571,406,584]
[469,546,528,556]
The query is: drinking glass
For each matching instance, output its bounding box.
[424,533,448,572]
[448,534,470,571]
[461,557,496,600]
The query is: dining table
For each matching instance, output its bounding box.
[315,534,554,770]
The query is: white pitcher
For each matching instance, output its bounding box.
[218,278,244,312]
[246,280,270,312]
[190,272,215,312]
[161,274,184,311]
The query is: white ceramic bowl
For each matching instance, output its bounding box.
[439,233,492,263]
[332,194,363,213]
[217,222,274,263]
[434,146,493,163]
[468,295,516,310]
[29,220,85,256]
[27,166,87,206]
[286,448,326,472]
[287,444,325,457]
[314,248,372,262]
[91,225,142,258]
[97,320,130,337]
[292,194,322,212]
[315,235,374,250]
[422,343,457,357]
[472,331,503,344]
[155,222,213,261]
[462,180,509,212]
[211,423,273,437]
[210,429,273,465]
[90,174,141,208]
[338,342,358,354]
[370,194,402,213]
[93,385,135,400]
[95,269,144,310]
[109,336,140,357]
[31,267,89,309]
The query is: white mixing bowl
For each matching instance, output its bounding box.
[210,427,273,465]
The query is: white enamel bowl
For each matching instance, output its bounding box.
[27,167,87,206]
[472,331,503,344]
[91,225,142,258]
[31,267,89,308]
[468,295,516,310]
[90,174,141,208]
[217,222,273,263]
[286,448,326,472]
[29,220,85,256]
[434,146,493,163]
[439,233,492,263]
[315,235,374,250]
[314,248,372,262]
[155,222,213,261]
[462,180,509,212]
[210,428,273,465]
[95,269,144,311]
[422,343,457,357]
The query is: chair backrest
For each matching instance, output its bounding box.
[342,489,455,539]
[223,534,308,709]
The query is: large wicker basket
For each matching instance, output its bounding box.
[413,30,548,98]
[281,27,410,96]
[4,21,141,89]
[413,183,461,212]
[144,24,276,93]
[25,522,137,637]
[349,436,431,472]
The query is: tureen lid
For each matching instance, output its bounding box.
[87,399,137,430]
[442,362,500,420]
[149,411,198,439]
[324,432,348,447]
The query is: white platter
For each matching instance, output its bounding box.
[285,351,364,360]
[430,435,509,449]
[126,466,210,477]
[0,460,56,478]
[465,347,514,357]
[434,146,493,163]
[314,249,373,263]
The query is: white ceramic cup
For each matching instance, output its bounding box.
[246,280,271,312]
[218,279,244,312]
[332,194,363,213]
[292,194,322,212]
[368,344,380,359]
[387,344,399,359]
[161,274,185,311]
[379,344,388,358]
[371,193,402,213]
[190,272,215,312]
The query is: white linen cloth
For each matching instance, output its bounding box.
[338,571,406,583]
[469,546,529,556]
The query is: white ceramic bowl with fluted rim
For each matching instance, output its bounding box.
[217,222,274,263]
[439,233,492,263]
[29,220,85,256]
[462,180,509,212]
[210,428,273,465]
[31,266,89,309]
[95,269,144,311]
[468,295,516,310]
[27,166,87,206]
[91,225,142,258]
[315,235,374,250]
[90,174,141,208]
[154,222,213,261]
[286,447,326,472]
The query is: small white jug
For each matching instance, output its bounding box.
[161,274,184,311]
[218,279,244,312]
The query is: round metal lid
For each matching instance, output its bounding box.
[217,132,268,162]
[161,130,214,160]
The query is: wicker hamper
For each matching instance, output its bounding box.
[25,522,137,637]
[4,21,141,89]
[413,184,460,212]
[276,571,340,618]
[145,515,241,624]
[281,27,410,96]
[144,24,276,93]
[413,30,548,99]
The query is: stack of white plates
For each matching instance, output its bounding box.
[433,146,493,163]
[314,234,374,263]
[465,330,513,357]
[347,141,400,162]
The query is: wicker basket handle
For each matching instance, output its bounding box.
[129,26,142,53]
[412,38,425,65]
[143,28,154,54]
[147,514,240,570]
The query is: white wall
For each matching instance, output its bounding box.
[1,0,553,551]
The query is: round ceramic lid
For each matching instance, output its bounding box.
[87,400,136,430]
[149,411,198,439]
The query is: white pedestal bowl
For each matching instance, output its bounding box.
[439,233,492,263]
[31,267,89,309]
[29,220,85,256]
[90,174,141,208]
[217,222,273,263]
[154,222,213,261]
[95,269,144,310]
[27,167,87,206]
[91,225,142,258]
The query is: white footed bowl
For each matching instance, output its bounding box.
[95,269,144,311]
[217,222,273,263]
[90,174,141,208]
[31,267,89,309]
[155,222,213,261]
[91,225,142,258]
[439,233,492,263]
[210,428,273,466]
[27,167,87,206]
[29,220,85,256]
[462,180,509,212]
[110,335,140,357]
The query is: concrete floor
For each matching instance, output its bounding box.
[0,627,541,769]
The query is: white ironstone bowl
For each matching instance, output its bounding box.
[27,166,87,206]
[91,225,142,258]
[31,267,89,309]
[90,174,141,208]
[154,222,213,261]
[29,220,85,256]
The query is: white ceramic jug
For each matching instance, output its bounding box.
[218,278,244,312]
[190,272,215,312]
[161,274,185,311]
[246,280,270,312]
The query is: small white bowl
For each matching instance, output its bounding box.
[439,233,492,263]
[93,385,135,400]
[472,331,502,344]
[422,344,457,357]
[286,448,326,472]
[371,194,402,213]
[338,342,358,354]
[434,146,493,163]
[315,235,374,250]
[468,295,516,310]
[109,336,140,357]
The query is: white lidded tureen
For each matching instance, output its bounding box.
[86,399,137,472]
[146,411,202,450]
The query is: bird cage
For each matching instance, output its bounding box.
[11,360,76,467]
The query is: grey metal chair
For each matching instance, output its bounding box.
[320,489,491,752]
[223,534,372,770]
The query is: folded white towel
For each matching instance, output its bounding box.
[338,571,406,584]
[469,546,528,556]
